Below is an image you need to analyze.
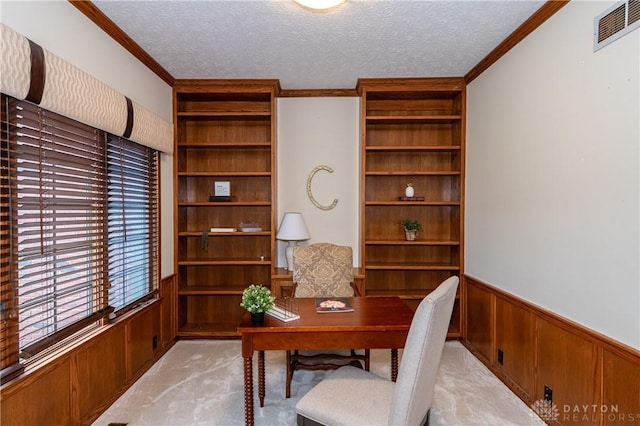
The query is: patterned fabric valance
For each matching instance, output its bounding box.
[0,23,173,154]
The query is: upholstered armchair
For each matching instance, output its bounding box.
[295,276,459,426]
[285,243,370,398]
[292,243,356,297]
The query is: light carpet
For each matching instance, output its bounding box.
[93,341,544,425]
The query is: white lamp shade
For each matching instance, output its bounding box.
[276,212,310,241]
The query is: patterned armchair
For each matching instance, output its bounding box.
[285,243,370,398]
[292,243,355,298]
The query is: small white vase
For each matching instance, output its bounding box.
[405,184,414,198]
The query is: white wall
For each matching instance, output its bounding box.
[0,0,175,278]
[277,97,361,267]
[466,1,640,348]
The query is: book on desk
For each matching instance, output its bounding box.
[315,297,354,313]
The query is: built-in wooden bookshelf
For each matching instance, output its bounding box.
[173,80,279,337]
[357,78,465,337]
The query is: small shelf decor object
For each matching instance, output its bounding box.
[214,181,231,197]
[405,183,415,198]
[210,227,236,232]
[266,298,300,322]
[209,195,234,202]
[402,219,422,241]
[239,222,262,232]
[240,284,276,325]
[201,229,210,250]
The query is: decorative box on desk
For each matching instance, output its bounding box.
[272,267,365,298]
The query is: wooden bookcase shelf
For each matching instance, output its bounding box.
[174,80,279,338]
[177,286,246,296]
[358,78,465,337]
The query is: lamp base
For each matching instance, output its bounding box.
[284,241,299,271]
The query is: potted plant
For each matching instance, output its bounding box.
[401,219,422,241]
[240,284,275,325]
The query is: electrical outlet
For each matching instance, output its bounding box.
[544,385,553,404]
[152,335,158,351]
[497,349,504,365]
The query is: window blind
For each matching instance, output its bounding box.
[8,98,109,357]
[1,96,18,370]
[107,136,159,311]
[0,94,159,379]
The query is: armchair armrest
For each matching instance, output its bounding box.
[351,282,362,297]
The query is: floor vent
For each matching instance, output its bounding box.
[594,0,640,51]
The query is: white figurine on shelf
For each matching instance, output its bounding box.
[405,183,415,198]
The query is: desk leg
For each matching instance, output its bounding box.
[258,350,265,407]
[243,355,254,426]
[391,348,399,382]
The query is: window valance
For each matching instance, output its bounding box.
[0,23,173,154]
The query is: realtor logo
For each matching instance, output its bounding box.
[531,399,560,421]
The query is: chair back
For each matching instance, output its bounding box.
[292,243,354,298]
[388,276,459,425]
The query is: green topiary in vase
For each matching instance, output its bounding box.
[240,284,275,325]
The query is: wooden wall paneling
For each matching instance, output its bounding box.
[602,349,640,425]
[494,295,535,402]
[127,305,161,378]
[0,359,72,425]
[160,275,177,348]
[74,325,127,423]
[536,317,600,425]
[0,298,175,425]
[463,275,640,425]
[464,277,494,363]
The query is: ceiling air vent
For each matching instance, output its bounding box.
[594,0,640,51]
[629,0,640,24]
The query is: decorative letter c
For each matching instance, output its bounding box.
[307,165,338,211]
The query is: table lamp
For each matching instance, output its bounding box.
[276,212,311,271]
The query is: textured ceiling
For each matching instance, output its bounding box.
[93,0,546,89]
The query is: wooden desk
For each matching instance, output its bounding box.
[238,297,414,426]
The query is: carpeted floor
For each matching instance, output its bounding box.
[93,340,544,425]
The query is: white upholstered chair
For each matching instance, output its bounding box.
[295,276,459,426]
[286,243,370,398]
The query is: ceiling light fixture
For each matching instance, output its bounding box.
[293,0,347,11]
